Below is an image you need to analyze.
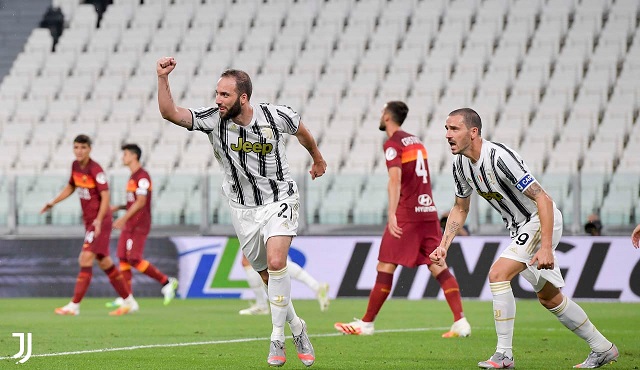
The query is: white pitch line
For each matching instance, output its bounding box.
[6,325,620,361]
[0,327,450,361]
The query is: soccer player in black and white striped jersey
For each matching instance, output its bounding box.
[431,108,618,369]
[157,57,326,367]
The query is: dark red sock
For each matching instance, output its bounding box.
[134,260,168,285]
[436,268,464,321]
[362,271,394,322]
[71,266,93,303]
[104,265,130,299]
[120,262,133,293]
[133,260,169,285]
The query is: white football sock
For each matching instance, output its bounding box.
[287,260,320,292]
[268,266,291,342]
[244,265,268,308]
[490,281,515,358]
[287,304,303,336]
[548,295,612,352]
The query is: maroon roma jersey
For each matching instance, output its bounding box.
[68,159,111,225]
[124,168,152,233]
[383,130,439,223]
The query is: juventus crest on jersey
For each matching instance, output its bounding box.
[452,139,554,235]
[189,103,299,207]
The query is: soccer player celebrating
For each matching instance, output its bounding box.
[432,108,618,368]
[157,57,326,367]
[107,143,178,311]
[41,135,137,316]
[335,101,470,338]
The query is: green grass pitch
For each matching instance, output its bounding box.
[1,298,638,369]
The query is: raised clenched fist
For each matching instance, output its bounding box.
[157,57,177,76]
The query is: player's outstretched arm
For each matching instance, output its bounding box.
[40,184,75,213]
[157,57,193,129]
[294,122,326,180]
[632,224,640,249]
[431,196,470,265]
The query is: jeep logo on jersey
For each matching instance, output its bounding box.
[418,194,433,206]
[230,137,274,155]
[478,190,504,201]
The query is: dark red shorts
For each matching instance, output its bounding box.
[117,229,149,262]
[378,220,442,268]
[82,218,112,257]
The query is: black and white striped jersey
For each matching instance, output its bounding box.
[452,139,553,235]
[188,103,300,206]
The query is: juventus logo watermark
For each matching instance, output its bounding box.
[11,333,32,364]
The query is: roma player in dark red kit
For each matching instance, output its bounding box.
[335,101,470,337]
[41,135,137,316]
[108,143,178,310]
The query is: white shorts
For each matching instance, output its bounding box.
[500,207,565,292]
[229,194,300,272]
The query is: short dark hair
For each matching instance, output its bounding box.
[385,101,409,125]
[449,108,482,135]
[73,134,92,146]
[220,69,252,100]
[121,143,142,160]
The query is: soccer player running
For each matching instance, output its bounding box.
[431,108,618,369]
[41,134,137,316]
[335,101,470,338]
[239,254,330,315]
[157,57,326,367]
[107,143,178,311]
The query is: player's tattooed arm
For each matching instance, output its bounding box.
[523,182,545,200]
[440,196,470,250]
[164,84,174,103]
[158,82,193,129]
[443,221,461,244]
[157,58,193,129]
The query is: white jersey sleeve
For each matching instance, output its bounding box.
[452,156,473,198]
[492,144,537,193]
[188,106,219,132]
[271,104,300,135]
